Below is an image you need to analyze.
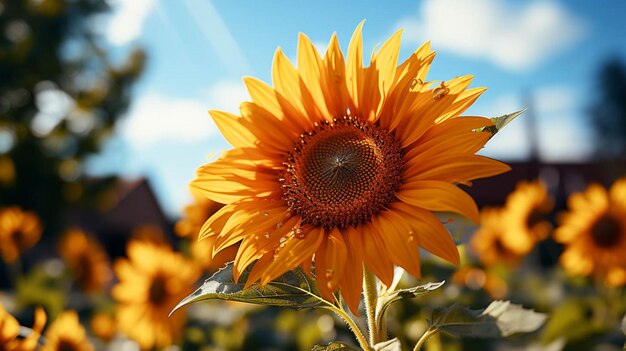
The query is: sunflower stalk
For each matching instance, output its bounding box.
[413,327,438,351]
[363,267,380,346]
[322,305,370,351]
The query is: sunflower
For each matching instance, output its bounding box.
[499,180,553,254]
[554,178,626,286]
[0,206,42,263]
[130,224,168,245]
[89,312,116,342]
[42,311,93,351]
[58,229,112,293]
[0,305,46,351]
[175,195,223,238]
[451,266,508,299]
[112,240,200,350]
[191,23,509,313]
[470,208,524,267]
[175,195,238,271]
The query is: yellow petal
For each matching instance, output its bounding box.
[209,110,256,149]
[366,29,402,121]
[437,87,487,122]
[298,33,331,118]
[346,21,365,112]
[240,102,298,152]
[272,48,316,122]
[323,33,350,117]
[243,76,312,131]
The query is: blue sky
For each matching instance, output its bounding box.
[87,0,626,217]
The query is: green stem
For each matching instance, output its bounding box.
[6,259,23,288]
[363,267,379,346]
[413,328,438,351]
[293,286,368,351]
[324,305,370,351]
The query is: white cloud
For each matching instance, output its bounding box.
[399,0,586,71]
[203,80,250,114]
[105,0,155,46]
[119,81,248,150]
[119,95,213,150]
[480,85,592,161]
[534,86,577,114]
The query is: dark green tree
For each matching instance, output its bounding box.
[0,0,144,232]
[589,58,626,159]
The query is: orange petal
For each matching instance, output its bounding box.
[233,216,300,281]
[340,227,364,315]
[373,212,422,279]
[397,180,480,224]
[259,226,325,285]
[359,222,394,286]
[390,202,460,265]
[314,227,348,301]
[403,154,510,185]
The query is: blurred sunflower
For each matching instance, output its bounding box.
[0,206,42,263]
[130,224,168,245]
[58,229,112,293]
[554,178,626,286]
[452,266,508,299]
[191,23,509,313]
[500,180,553,254]
[471,208,523,267]
[175,195,238,272]
[174,195,222,238]
[0,304,46,351]
[112,240,199,350]
[89,312,116,342]
[42,310,94,351]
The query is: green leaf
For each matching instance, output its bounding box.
[431,300,547,338]
[170,262,321,315]
[377,281,444,331]
[479,109,526,137]
[311,341,357,350]
[374,338,402,351]
[392,281,445,300]
[540,297,609,344]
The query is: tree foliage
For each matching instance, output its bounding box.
[589,58,626,159]
[0,0,144,230]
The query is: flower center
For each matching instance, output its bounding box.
[10,229,25,249]
[590,215,622,248]
[525,208,544,229]
[57,340,79,351]
[149,275,167,305]
[281,117,403,229]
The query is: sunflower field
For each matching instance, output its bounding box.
[1,1,626,351]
